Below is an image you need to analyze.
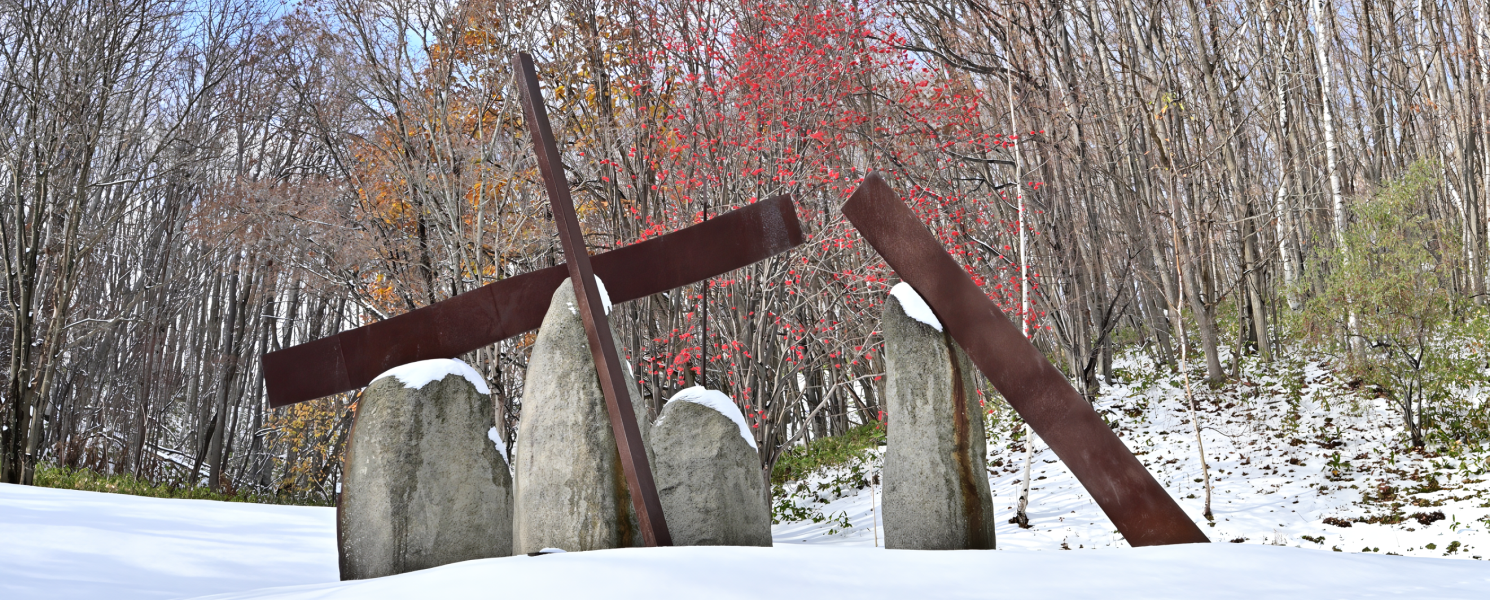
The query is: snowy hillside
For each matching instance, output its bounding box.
[774,354,1490,559]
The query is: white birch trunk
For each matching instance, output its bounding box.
[1312,0,1358,353]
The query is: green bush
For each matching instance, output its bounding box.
[33,464,332,506]
[771,422,884,485]
[1295,160,1487,448]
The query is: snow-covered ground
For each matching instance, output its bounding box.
[5,354,1490,598]
[196,544,1490,599]
[0,483,335,600]
[5,483,1489,599]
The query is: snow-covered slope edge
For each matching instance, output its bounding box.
[191,544,1490,600]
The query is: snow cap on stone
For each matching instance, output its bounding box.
[487,427,509,464]
[667,386,756,449]
[566,275,613,315]
[372,358,491,395]
[889,282,942,332]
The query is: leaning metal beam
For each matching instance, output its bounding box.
[514,52,671,546]
[842,172,1209,547]
[261,193,802,409]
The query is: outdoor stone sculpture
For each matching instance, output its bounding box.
[263,55,805,549]
[844,174,1208,546]
[511,280,653,553]
[338,359,512,579]
[879,284,997,550]
[652,387,772,547]
[269,61,1208,556]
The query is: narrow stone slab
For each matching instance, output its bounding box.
[652,387,771,547]
[880,284,997,550]
[512,280,652,553]
[338,359,513,579]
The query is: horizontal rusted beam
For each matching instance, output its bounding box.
[842,172,1208,547]
[262,194,803,408]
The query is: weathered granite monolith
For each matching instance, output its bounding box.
[338,359,513,580]
[512,279,653,553]
[880,283,997,550]
[652,387,772,546]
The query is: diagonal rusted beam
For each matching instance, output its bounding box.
[261,194,801,408]
[842,172,1208,547]
[513,52,671,546]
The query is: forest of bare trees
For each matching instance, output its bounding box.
[3,0,1487,500]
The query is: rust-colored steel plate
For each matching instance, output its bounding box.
[514,51,670,546]
[262,193,803,408]
[841,173,1208,547]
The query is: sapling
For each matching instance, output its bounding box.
[1167,199,1214,521]
[1007,65,1038,531]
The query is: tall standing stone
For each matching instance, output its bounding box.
[338,359,513,580]
[512,279,652,553]
[880,283,997,550]
[652,387,772,547]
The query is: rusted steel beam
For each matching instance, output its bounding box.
[513,52,671,546]
[261,194,802,408]
[842,172,1208,547]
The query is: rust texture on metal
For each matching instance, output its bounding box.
[842,172,1208,547]
[514,52,672,546]
[261,194,801,408]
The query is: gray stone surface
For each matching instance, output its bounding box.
[880,292,997,550]
[512,281,652,553]
[652,396,772,546]
[338,365,513,580]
